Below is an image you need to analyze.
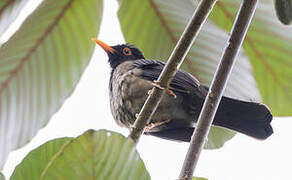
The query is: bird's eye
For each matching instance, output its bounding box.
[122,47,132,56]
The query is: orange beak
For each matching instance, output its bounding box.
[92,38,116,53]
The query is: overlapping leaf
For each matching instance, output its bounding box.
[118,0,261,148]
[193,177,207,180]
[0,172,5,180]
[40,130,150,180]
[10,138,72,180]
[0,0,103,168]
[0,0,30,38]
[210,0,292,116]
[10,130,150,180]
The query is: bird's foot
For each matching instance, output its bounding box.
[152,80,164,90]
[135,113,140,119]
[152,80,176,98]
[145,118,171,132]
[147,89,152,95]
[167,89,177,98]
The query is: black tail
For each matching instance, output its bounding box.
[145,97,273,142]
[213,97,273,140]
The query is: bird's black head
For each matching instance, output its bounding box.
[92,38,145,69]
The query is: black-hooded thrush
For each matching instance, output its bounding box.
[92,38,273,141]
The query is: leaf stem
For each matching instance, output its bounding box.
[128,0,218,143]
[178,0,258,179]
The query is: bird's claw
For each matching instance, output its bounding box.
[145,118,171,132]
[135,113,140,118]
[152,80,177,98]
[167,89,177,98]
[152,80,164,90]
[145,124,154,132]
[147,89,152,95]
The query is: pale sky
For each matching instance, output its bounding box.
[2,1,292,180]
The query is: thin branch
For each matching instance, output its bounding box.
[128,0,218,143]
[178,0,258,179]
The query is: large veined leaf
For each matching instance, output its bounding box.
[10,130,150,180]
[118,0,261,148]
[0,0,103,168]
[10,137,72,180]
[0,172,5,180]
[0,0,30,38]
[41,130,150,180]
[193,177,207,180]
[210,0,292,116]
[204,125,234,149]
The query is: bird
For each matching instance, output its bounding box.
[92,38,273,142]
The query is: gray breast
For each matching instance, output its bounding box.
[109,61,196,132]
[109,61,153,128]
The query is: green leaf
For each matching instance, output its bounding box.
[39,130,150,180]
[118,0,261,148]
[11,131,150,180]
[274,0,292,25]
[0,0,30,37]
[0,172,5,180]
[210,0,292,116]
[10,137,72,180]
[204,126,235,149]
[0,0,102,168]
[193,177,208,180]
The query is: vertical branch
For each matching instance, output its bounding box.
[128,0,218,143]
[178,0,258,179]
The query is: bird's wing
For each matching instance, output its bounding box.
[132,59,205,96]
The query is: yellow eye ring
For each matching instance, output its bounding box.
[122,47,132,56]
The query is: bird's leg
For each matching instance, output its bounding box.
[145,118,171,132]
[151,80,164,89]
[167,89,177,98]
[135,113,140,119]
[152,80,176,98]
[147,89,152,95]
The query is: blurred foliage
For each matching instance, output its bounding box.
[210,0,292,116]
[11,138,72,180]
[0,0,102,168]
[0,0,30,37]
[11,130,150,180]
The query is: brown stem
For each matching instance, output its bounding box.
[178,0,258,179]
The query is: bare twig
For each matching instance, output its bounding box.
[178,0,258,179]
[128,0,218,143]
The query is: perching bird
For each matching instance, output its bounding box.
[92,38,273,142]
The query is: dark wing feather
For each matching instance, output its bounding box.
[133,59,207,142]
[132,59,203,95]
